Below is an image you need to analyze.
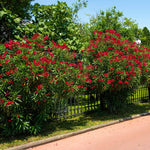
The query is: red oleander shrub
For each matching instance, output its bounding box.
[82,30,150,112]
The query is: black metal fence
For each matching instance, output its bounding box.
[130,85,150,103]
[49,85,150,120]
[49,93,101,119]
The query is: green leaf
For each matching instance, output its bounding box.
[14,18,21,23]
[0,11,7,18]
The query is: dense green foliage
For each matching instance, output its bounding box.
[140,27,150,47]
[89,7,140,41]
[0,0,34,19]
[0,0,34,42]
[0,8,21,43]
[19,2,87,52]
[0,1,88,52]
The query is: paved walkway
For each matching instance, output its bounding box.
[27,115,150,150]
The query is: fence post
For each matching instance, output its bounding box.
[100,92,106,111]
[148,86,150,101]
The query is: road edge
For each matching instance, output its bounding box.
[6,111,150,150]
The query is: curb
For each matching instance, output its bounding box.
[6,111,150,150]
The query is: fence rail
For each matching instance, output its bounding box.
[49,85,150,120]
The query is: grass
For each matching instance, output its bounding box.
[0,102,150,150]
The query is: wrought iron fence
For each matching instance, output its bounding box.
[130,85,150,103]
[49,85,150,120]
[49,93,101,120]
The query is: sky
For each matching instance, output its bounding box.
[32,0,150,30]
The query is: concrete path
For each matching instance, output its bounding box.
[27,115,150,150]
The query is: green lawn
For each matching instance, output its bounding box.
[0,102,150,150]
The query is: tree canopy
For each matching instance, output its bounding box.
[0,0,34,20]
[140,27,150,47]
[89,6,140,41]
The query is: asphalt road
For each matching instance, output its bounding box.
[27,115,150,150]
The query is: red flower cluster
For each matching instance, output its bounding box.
[0,31,150,116]
[0,99,4,103]
[83,30,150,91]
[6,101,14,106]
[0,31,150,135]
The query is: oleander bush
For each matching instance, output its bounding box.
[0,33,88,136]
[0,30,150,136]
[82,30,150,112]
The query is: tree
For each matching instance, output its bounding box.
[0,0,89,51]
[0,9,21,42]
[140,27,150,47]
[89,6,140,42]
[0,0,34,20]
[18,1,88,52]
[0,0,34,42]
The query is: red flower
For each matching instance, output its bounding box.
[85,78,92,83]
[37,84,44,89]
[8,80,13,84]
[107,29,116,34]
[18,96,21,99]
[22,55,28,60]
[6,101,14,106]
[16,114,20,117]
[109,68,114,71]
[70,88,74,91]
[78,85,84,88]
[145,69,149,72]
[46,93,50,96]
[0,74,4,78]
[0,99,4,103]
[104,73,108,77]
[5,59,9,64]
[107,79,115,84]
[92,75,97,79]
[118,80,123,84]
[124,81,129,85]
[44,36,49,40]
[98,78,104,82]
[6,71,11,75]
[116,70,123,74]
[5,90,9,96]
[91,86,96,89]
[33,60,40,66]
